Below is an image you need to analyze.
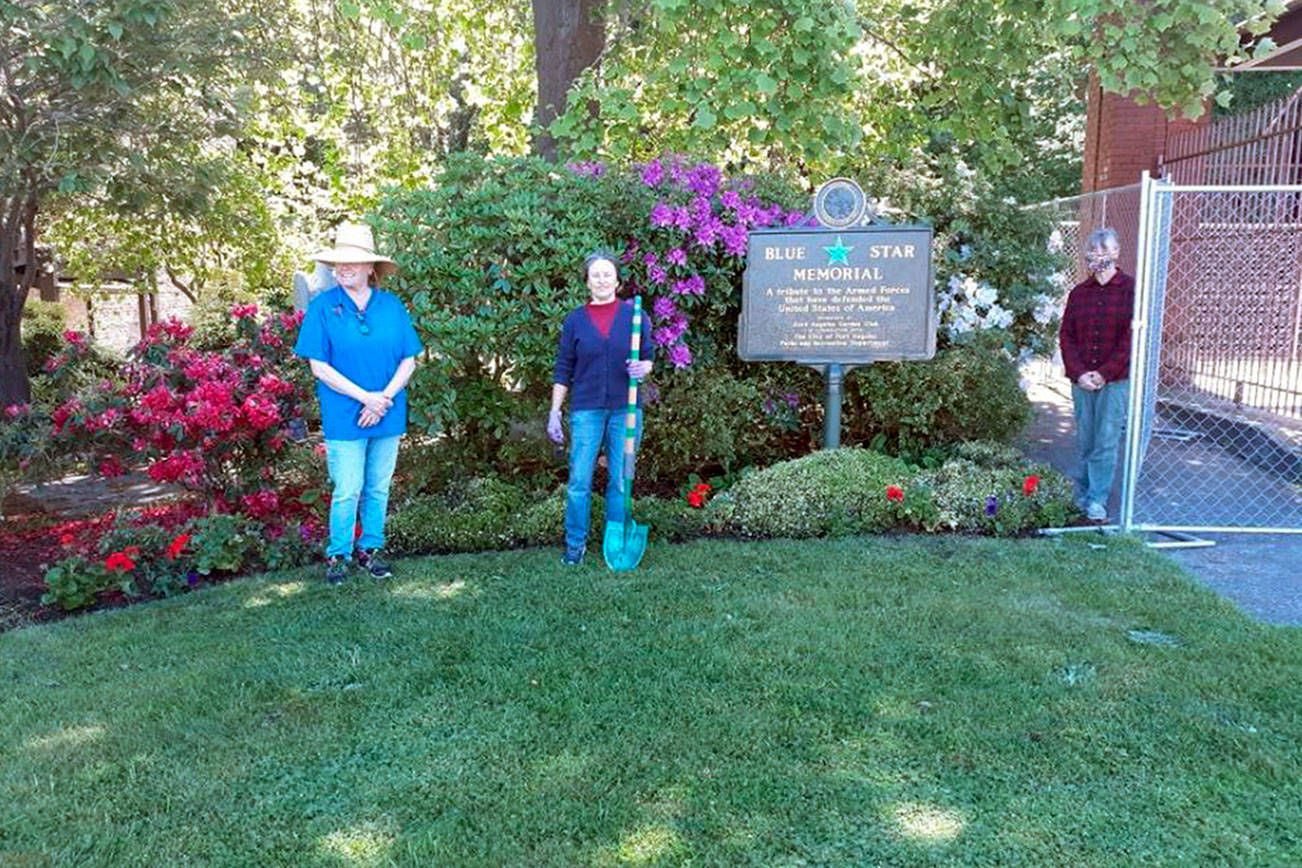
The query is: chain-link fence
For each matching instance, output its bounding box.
[1122,178,1302,533]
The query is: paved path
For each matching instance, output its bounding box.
[1018,378,1302,627]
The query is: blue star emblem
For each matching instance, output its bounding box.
[823,236,853,265]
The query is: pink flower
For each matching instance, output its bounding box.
[98,455,125,478]
[63,330,88,349]
[231,303,259,320]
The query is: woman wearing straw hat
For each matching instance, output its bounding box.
[294,222,422,584]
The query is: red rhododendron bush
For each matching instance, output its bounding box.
[27,306,328,611]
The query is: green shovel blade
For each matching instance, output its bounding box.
[602,518,648,571]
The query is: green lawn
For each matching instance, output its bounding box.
[1,535,1299,866]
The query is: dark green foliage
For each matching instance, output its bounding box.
[20,300,65,378]
[376,154,656,461]
[843,341,1032,454]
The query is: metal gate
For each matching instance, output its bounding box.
[1120,173,1302,535]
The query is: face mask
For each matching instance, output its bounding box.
[1085,256,1114,273]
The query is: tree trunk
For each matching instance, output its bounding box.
[0,194,38,406]
[531,0,605,161]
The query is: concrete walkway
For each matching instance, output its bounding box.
[1018,378,1302,627]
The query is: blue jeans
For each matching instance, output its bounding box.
[565,408,642,551]
[1071,380,1129,508]
[325,434,402,558]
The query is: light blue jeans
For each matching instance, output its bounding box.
[325,434,402,558]
[565,408,642,552]
[1071,380,1129,508]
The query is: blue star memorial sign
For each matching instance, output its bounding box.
[823,236,853,265]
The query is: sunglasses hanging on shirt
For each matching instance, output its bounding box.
[354,309,371,335]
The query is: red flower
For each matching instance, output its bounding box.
[231,303,260,320]
[886,485,905,503]
[98,455,125,478]
[59,532,75,546]
[685,482,711,508]
[1022,474,1041,496]
[104,551,137,572]
[166,533,191,560]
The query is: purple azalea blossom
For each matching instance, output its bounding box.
[667,341,693,368]
[649,264,668,284]
[687,163,721,197]
[650,202,674,228]
[621,242,639,263]
[652,296,678,320]
[566,161,606,177]
[784,210,806,227]
[643,252,658,267]
[668,158,688,187]
[666,247,687,267]
[720,189,742,211]
[640,159,664,187]
[694,218,721,249]
[985,495,998,516]
[676,274,705,296]
[652,326,678,347]
[783,392,800,409]
[672,206,693,233]
[721,223,748,257]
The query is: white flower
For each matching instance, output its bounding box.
[972,282,999,308]
[948,274,966,293]
[1032,294,1057,325]
[984,304,1014,329]
[1047,229,1064,253]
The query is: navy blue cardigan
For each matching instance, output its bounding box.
[553,300,654,411]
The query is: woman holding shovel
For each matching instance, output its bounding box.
[548,252,654,566]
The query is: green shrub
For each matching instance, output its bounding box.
[843,340,1032,453]
[40,557,118,611]
[640,365,802,484]
[710,448,914,539]
[21,299,66,377]
[634,496,714,543]
[387,478,594,555]
[918,458,1075,535]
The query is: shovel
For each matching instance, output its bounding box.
[603,295,649,571]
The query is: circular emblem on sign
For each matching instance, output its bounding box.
[814,178,867,228]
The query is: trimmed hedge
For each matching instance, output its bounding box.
[385,442,1077,557]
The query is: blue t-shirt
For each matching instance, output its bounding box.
[294,286,423,440]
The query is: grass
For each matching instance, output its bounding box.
[1,534,1299,866]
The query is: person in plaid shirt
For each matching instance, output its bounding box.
[1059,227,1134,522]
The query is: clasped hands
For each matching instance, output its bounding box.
[1077,371,1106,392]
[358,391,393,428]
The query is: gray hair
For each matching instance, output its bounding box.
[1085,227,1120,255]
[583,250,618,280]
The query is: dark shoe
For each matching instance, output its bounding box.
[325,556,350,584]
[561,545,585,566]
[356,548,393,579]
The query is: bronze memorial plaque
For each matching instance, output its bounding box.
[738,225,935,363]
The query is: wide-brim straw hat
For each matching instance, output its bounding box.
[311,222,398,280]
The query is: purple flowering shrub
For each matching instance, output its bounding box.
[618,156,810,369]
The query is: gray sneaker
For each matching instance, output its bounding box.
[356,548,393,579]
[325,556,350,584]
[1086,502,1108,522]
[561,545,585,566]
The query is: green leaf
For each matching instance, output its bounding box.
[754,73,778,95]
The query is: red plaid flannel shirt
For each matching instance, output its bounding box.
[1059,270,1135,383]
